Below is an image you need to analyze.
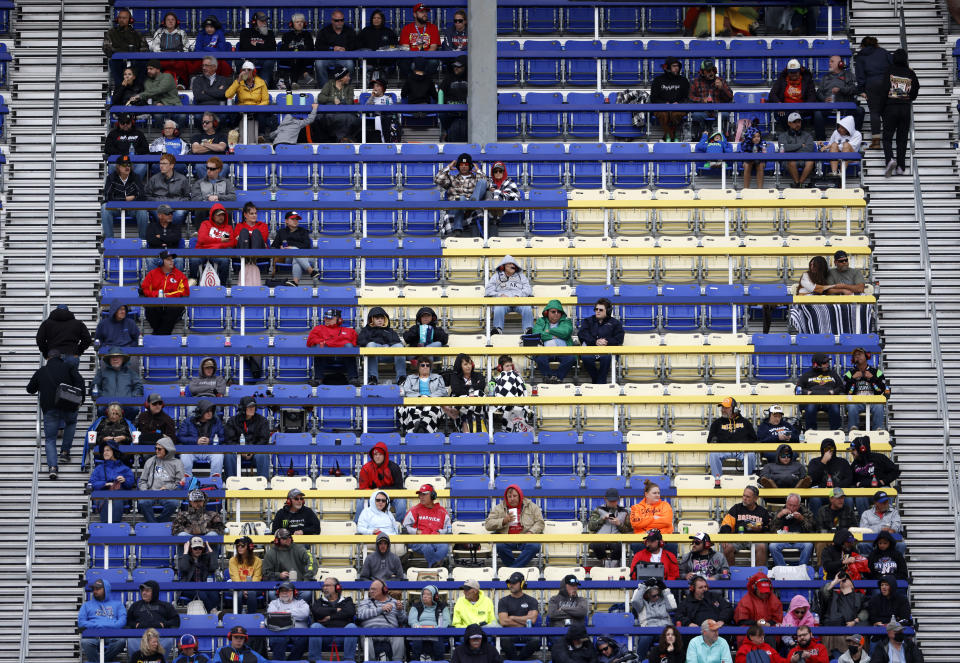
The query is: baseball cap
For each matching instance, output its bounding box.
[769,404,784,414]
[418,483,435,495]
[457,152,473,166]
[179,634,198,650]
[322,308,341,319]
[469,633,485,640]
[188,489,206,502]
[507,571,526,585]
[690,532,711,544]
[157,204,174,216]
[787,112,803,123]
[116,154,132,166]
[704,619,722,631]
[845,635,863,644]
[158,250,177,260]
[778,445,793,457]
[275,527,292,539]
[242,60,256,70]
[287,488,305,500]
[117,113,133,124]
[756,577,773,590]
[147,392,164,404]
[189,536,205,548]
[720,396,736,409]
[645,528,663,541]
[604,487,620,501]
[700,58,717,71]
[228,625,248,638]
[413,2,429,11]
[873,490,890,504]
[92,578,105,589]
[285,210,301,220]
[563,574,581,586]
[786,59,801,70]
[333,65,350,81]
[452,57,466,68]
[461,579,480,590]
[277,581,295,592]
[886,620,904,633]
[834,249,849,260]
[812,352,830,364]
[831,487,846,497]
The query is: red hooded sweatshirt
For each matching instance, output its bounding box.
[195,203,235,250]
[629,544,679,580]
[734,572,784,644]
[785,641,829,663]
[735,640,788,663]
[231,217,269,245]
[307,316,358,348]
[358,441,403,490]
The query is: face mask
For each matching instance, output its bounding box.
[848,646,860,656]
[894,633,905,643]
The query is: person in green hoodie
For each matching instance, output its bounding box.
[532,300,575,383]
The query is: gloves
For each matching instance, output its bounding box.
[656,578,667,591]
[643,577,659,588]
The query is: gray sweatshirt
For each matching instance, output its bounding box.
[270,107,318,146]
[484,255,533,298]
[859,506,902,533]
[146,170,191,200]
[630,587,677,627]
[138,437,185,490]
[190,176,236,201]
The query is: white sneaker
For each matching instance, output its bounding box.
[884,159,896,177]
[896,167,906,176]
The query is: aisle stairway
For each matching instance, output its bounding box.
[850,0,960,660]
[0,1,108,662]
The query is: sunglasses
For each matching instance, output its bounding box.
[599,646,612,653]
[836,258,849,263]
[291,496,305,501]
[453,18,465,23]
[594,307,605,311]
[375,497,387,503]
[206,165,219,170]
[155,446,164,451]
[192,546,205,551]
[332,18,344,22]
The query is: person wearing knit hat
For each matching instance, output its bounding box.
[407,584,450,661]
[688,57,732,137]
[436,152,488,236]
[316,61,360,142]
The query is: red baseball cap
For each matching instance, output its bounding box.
[413,3,429,11]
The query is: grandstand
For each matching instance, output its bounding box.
[0,1,958,663]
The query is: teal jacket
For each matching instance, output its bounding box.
[532,299,574,346]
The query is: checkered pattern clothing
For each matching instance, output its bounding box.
[492,370,531,433]
[398,404,444,435]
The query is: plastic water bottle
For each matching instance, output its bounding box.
[487,379,496,396]
[240,433,246,446]
[526,619,532,628]
[437,89,444,105]
[213,434,219,446]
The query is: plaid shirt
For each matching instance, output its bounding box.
[434,167,486,200]
[489,176,520,202]
[688,74,733,104]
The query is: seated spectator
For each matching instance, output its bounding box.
[129,629,167,663]
[785,625,829,663]
[769,60,824,139]
[828,251,867,294]
[408,585,451,660]
[278,13,317,89]
[689,61,734,136]
[193,18,233,77]
[486,256,534,334]
[631,577,677,658]
[307,308,358,385]
[695,130,732,171]
[403,483,451,567]
[138,436,184,522]
[237,12,277,88]
[708,397,758,478]
[850,438,900,514]
[401,58,439,107]
[103,7,149,90]
[436,153,488,237]
[868,576,911,635]
[141,250,189,334]
[770,493,816,567]
[149,119,189,165]
[357,579,406,660]
[399,357,448,434]
[446,353,486,433]
[358,532,405,582]
[149,11,193,86]
[137,60,185,126]
[780,112,819,188]
[844,349,888,432]
[873,621,922,663]
[551,623,596,663]
[232,201,270,283]
[189,112,228,166]
[269,103,318,147]
[734,573,783,644]
[95,301,140,356]
[189,64,232,145]
[363,78,401,144]
[214,627,265,663]
[126,583,178,661]
[190,157,236,206]
[498,572,540,660]
[314,10,356,87]
[225,62,274,141]
[598,638,623,663]
[145,154,189,227]
[267,581,311,661]
[357,11,399,81]
[102,154,149,239]
[678,532,730,581]
[759,444,810,489]
[262,528,316,586]
[316,66,359,143]
[819,574,867,657]
[358,441,405,515]
[735,625,786,663]
[485,483,545,568]
[587,487,632,567]
[491,355,532,433]
[485,161,521,225]
[454,624,501,663]
[358,307,406,387]
[403,306,448,349]
[819,55,864,129]
[686,620,733,663]
[546,574,589,628]
[452,579,497,628]
[867,531,908,580]
[176,400,225,477]
[228,536,262,614]
[135,392,176,446]
[577,298,624,384]
[532,300,575,383]
[271,211,317,286]
[92,402,134,465]
[93,348,143,420]
[272,487,320,535]
[808,438,854,510]
[105,113,149,180]
[630,528,679,580]
[177,538,219,611]
[797,352,844,430]
[143,205,185,271]
[442,10,468,52]
[308,576,358,662]
[187,358,225,398]
[439,57,468,141]
[823,116,863,178]
[190,202,234,284]
[89,440,135,522]
[798,256,843,297]
[648,626,685,663]
[740,126,768,189]
[650,57,689,142]
[357,491,403,537]
[675,576,734,627]
[821,529,870,581]
[630,480,675,552]
[223,395,271,479]
[756,404,800,462]
[720,486,771,566]
[399,4,441,77]
[838,635,869,663]
[858,491,905,556]
[815,488,858,563]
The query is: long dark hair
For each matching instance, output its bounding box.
[804,256,830,287]
[234,538,256,566]
[657,625,683,654]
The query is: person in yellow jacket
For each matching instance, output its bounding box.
[225,61,275,140]
[451,579,497,628]
[227,535,262,614]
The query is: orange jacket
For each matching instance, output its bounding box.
[141,266,189,299]
[629,498,675,534]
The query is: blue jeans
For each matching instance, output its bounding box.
[182,452,224,476]
[224,452,271,479]
[138,498,180,522]
[846,403,885,431]
[770,542,814,566]
[269,634,308,661]
[691,110,720,135]
[857,541,907,557]
[42,408,77,469]
[99,498,125,523]
[635,635,656,660]
[534,355,576,380]
[291,257,317,282]
[408,637,445,660]
[102,204,149,239]
[308,622,358,661]
[804,403,842,430]
[145,257,187,273]
[709,451,756,477]
[180,588,220,612]
[81,637,125,663]
[497,542,541,568]
[449,178,488,233]
[409,542,449,566]
[580,354,613,383]
[364,342,407,382]
[314,58,354,87]
[493,304,534,331]
[313,342,357,381]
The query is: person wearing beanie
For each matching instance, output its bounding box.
[277,12,317,88]
[138,436,185,522]
[854,36,893,149]
[134,390,176,446]
[175,397,225,476]
[316,64,359,142]
[881,48,920,176]
[650,57,690,141]
[27,347,86,478]
[136,60,184,128]
[79,578,127,663]
[435,152,488,236]
[807,437,854,511]
[408,584,451,660]
[102,7,149,89]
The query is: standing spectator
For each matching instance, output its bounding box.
[125,580,179,659]
[358,532,405,582]
[403,306,448,349]
[225,61,273,141]
[272,488,321,535]
[797,353,844,430]
[442,10,468,51]
[141,250,189,335]
[135,392,176,447]
[678,533,730,581]
[399,357,448,434]
[191,68,232,133]
[237,11,277,88]
[193,18,233,77]
[546,575,589,629]
[769,493,816,566]
[577,298,624,384]
[308,576,358,663]
[769,60,824,140]
[436,153,488,237]
[498,572,540,661]
[112,66,143,107]
[145,154,190,227]
[143,205,185,271]
[262,528,317,584]
[229,536,262,615]
[882,49,920,177]
[403,483,451,567]
[854,37,893,150]
[27,349,85,478]
[316,66,359,143]
[485,483,545,568]
[357,492,403,537]
[79,578,126,663]
[587,487,632,566]
[758,444,810,489]
[631,578,677,659]
[105,114,149,180]
[823,116,863,178]
[438,58,468,141]
[551,623,597,663]
[278,13,317,89]
[486,256,533,333]
[175,399,225,478]
[785,626,829,663]
[687,59,733,136]
[307,308,358,384]
[138,437,185,522]
[357,579,407,661]
[266,581,311,661]
[780,112,818,188]
[817,55,864,131]
[102,154,150,239]
[858,491,905,555]
[315,10,356,87]
[735,625,786,663]
[149,11,194,86]
[648,626,686,663]
[871,621,922,663]
[92,349,143,420]
[36,304,90,368]
[408,585,451,660]
[719,486,772,566]
[223,395,271,479]
[191,158,236,203]
[532,300,576,384]
[630,480,675,543]
[214,627,266,663]
[358,307,406,386]
[272,211,317,285]
[707,397,758,478]
[89,441,135,520]
[103,8,149,89]
[400,3,441,77]
[827,250,867,294]
[844,348,888,430]
[685,620,733,663]
[649,57,690,141]
[740,126,768,189]
[733,573,783,640]
[177,538,219,611]
[187,358,226,398]
[629,529,679,580]
[675,577,733,627]
[820,575,868,657]
[357,11,399,80]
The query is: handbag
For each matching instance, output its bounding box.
[199,261,220,287]
[265,612,293,631]
[54,383,84,410]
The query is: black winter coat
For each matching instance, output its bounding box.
[126,580,180,629]
[36,308,92,358]
[578,315,624,347]
[224,412,271,445]
[26,356,85,413]
[871,638,923,663]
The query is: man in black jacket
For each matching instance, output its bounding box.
[796,353,844,430]
[27,350,85,479]
[308,576,358,661]
[872,619,922,663]
[807,437,854,514]
[649,57,690,141]
[551,623,597,663]
[577,298,624,384]
[314,10,357,87]
[272,211,317,287]
[708,397,758,479]
[237,11,277,87]
[272,488,321,535]
[357,307,406,386]
[105,113,149,180]
[125,580,179,658]
[102,154,150,239]
[224,395,271,479]
[35,304,92,367]
[674,576,733,627]
[881,48,920,177]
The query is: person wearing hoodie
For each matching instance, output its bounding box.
[126,580,180,659]
[881,48,920,176]
[403,306,449,348]
[36,303,91,367]
[79,578,127,663]
[577,298,624,384]
[695,130,732,171]
[596,636,623,663]
[27,349,86,478]
[452,624,502,663]
[547,575,589,629]
[818,55,864,131]
[358,578,407,660]
[740,125,769,189]
[551,623,598,663]
[822,528,871,581]
[95,301,140,352]
[708,397,758,478]
[93,348,144,420]
[408,584,451,660]
[358,441,405,515]
[850,437,900,514]
[820,573,868,655]
[649,57,690,141]
[758,445,810,490]
[308,575,359,661]
[359,532,405,582]
[447,353,487,432]
[630,480,675,543]
[587,487,633,566]
[176,398,226,477]
[138,436,185,522]
[779,595,819,652]
[484,161,521,225]
[307,308,359,384]
[436,152,488,236]
[678,532,730,581]
[357,10,398,79]
[403,483,452,566]
[823,115,863,178]
[629,528,679,580]
[357,491,403,537]
[866,531,907,580]
[675,576,734,627]
[485,483,545,568]
[439,57,468,140]
[402,57,439,105]
[271,487,321,536]
[266,581,311,660]
[399,357,449,435]
[785,625,829,663]
[779,112,818,188]
[687,59,733,137]
[733,573,783,643]
[735,624,787,663]
[807,438,854,513]
[90,440,135,520]
[141,250,190,334]
[486,256,534,333]
[532,299,575,383]
[452,579,497,628]
[631,577,678,658]
[768,59,824,139]
[172,489,226,538]
[358,306,407,386]
[194,17,232,69]
[262,528,317,585]
[854,37,893,150]
[224,395,271,479]
[187,358,227,398]
[867,576,911,632]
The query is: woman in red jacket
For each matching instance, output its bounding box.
[232,201,270,284]
[357,441,406,517]
[193,202,233,285]
[736,625,787,663]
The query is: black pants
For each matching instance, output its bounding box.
[500,635,540,660]
[146,306,184,335]
[864,79,887,135]
[882,103,911,170]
